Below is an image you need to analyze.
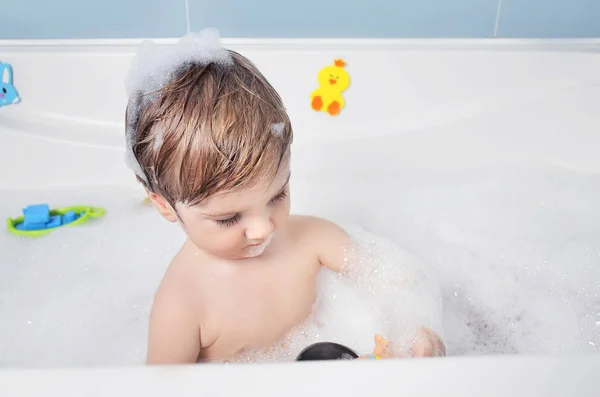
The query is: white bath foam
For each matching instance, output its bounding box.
[363,164,600,356]
[0,187,185,367]
[1,163,599,367]
[333,224,445,356]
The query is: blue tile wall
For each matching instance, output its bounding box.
[0,0,599,39]
[187,0,499,38]
[496,0,600,38]
[0,0,187,39]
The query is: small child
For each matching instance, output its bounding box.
[125,33,444,364]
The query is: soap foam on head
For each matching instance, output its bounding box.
[125,28,233,100]
[124,28,233,183]
[270,122,285,137]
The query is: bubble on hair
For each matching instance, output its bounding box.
[125,150,148,184]
[124,28,232,184]
[153,125,165,153]
[124,90,148,183]
[270,122,285,137]
[125,28,233,104]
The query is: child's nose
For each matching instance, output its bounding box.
[246,216,274,241]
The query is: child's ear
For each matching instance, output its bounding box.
[145,189,178,223]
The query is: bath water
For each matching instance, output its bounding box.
[1,164,599,367]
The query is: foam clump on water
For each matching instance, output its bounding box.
[396,165,600,356]
[338,224,444,355]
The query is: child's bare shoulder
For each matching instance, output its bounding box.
[146,244,205,364]
[287,215,350,270]
[288,215,348,239]
[154,244,204,305]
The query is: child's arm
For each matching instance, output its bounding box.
[310,216,446,358]
[146,282,201,364]
[311,216,349,273]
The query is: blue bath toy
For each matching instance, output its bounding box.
[0,62,20,107]
[7,204,106,237]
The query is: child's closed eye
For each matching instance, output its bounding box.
[215,213,241,228]
[214,190,288,228]
[269,190,287,204]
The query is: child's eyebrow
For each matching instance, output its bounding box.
[201,172,291,218]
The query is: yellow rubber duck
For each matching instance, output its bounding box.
[310,58,350,116]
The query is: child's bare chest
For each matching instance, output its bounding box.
[200,250,320,361]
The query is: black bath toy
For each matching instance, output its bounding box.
[295,342,359,361]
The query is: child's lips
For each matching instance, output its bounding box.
[246,236,272,258]
[246,235,273,255]
[249,238,268,247]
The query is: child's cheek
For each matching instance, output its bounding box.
[273,200,291,229]
[220,226,247,249]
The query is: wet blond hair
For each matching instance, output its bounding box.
[125,50,293,209]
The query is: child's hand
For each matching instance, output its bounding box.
[358,328,445,360]
[411,327,446,357]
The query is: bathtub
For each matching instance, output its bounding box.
[1,37,600,395]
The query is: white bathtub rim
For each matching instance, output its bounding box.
[1,354,600,397]
[2,37,600,53]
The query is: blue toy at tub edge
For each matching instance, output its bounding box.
[0,61,21,107]
[15,204,82,231]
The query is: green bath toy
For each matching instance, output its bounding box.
[7,203,106,237]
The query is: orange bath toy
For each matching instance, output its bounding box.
[358,334,393,360]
